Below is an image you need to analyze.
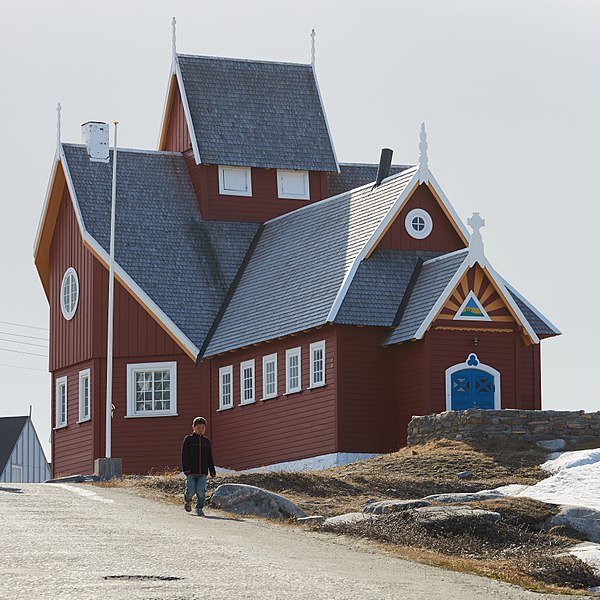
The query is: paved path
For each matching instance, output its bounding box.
[0,483,588,600]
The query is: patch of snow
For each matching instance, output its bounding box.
[569,542,600,574]
[493,484,530,496]
[54,483,114,504]
[541,448,600,474]
[241,452,381,473]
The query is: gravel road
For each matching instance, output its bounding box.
[0,483,589,600]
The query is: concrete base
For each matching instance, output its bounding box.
[94,458,123,481]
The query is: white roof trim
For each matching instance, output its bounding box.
[33,149,60,257]
[422,247,469,266]
[326,168,421,322]
[157,61,176,151]
[427,173,471,243]
[59,145,88,238]
[501,278,561,335]
[173,55,203,165]
[311,65,340,173]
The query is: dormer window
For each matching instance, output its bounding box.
[219,165,252,197]
[277,170,310,200]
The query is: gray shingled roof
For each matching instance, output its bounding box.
[62,144,259,352]
[327,163,411,198]
[177,55,338,172]
[508,291,560,337]
[0,416,27,475]
[335,249,442,326]
[383,250,469,345]
[204,167,419,356]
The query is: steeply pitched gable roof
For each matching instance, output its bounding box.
[0,416,27,475]
[204,168,419,356]
[176,55,338,172]
[61,144,259,355]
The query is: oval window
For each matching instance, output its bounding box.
[405,208,433,239]
[60,267,79,321]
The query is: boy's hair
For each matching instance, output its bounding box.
[193,417,207,427]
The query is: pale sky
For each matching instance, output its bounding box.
[1,0,598,458]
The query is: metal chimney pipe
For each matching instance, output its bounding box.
[374,148,393,187]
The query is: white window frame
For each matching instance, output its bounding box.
[277,169,310,200]
[309,341,326,388]
[78,368,91,423]
[405,208,433,240]
[126,361,177,418]
[285,347,302,394]
[239,359,256,405]
[218,366,234,411]
[55,376,67,428]
[262,353,278,400]
[11,465,23,483]
[60,267,79,321]
[218,165,252,197]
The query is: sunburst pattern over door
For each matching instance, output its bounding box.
[438,264,514,322]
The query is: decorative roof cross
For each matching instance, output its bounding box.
[311,29,316,67]
[418,122,429,183]
[172,17,177,58]
[467,212,486,265]
[56,102,62,148]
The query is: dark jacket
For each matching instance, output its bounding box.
[182,433,216,477]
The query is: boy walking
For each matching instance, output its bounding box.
[181,417,216,516]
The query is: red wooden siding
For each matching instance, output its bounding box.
[377,184,466,252]
[49,189,95,372]
[336,326,397,453]
[162,77,192,153]
[210,328,337,470]
[184,155,329,222]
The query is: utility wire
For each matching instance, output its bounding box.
[0,363,48,372]
[0,330,49,341]
[0,320,48,331]
[0,337,48,348]
[0,347,48,358]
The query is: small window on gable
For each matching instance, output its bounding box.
[60,267,79,321]
[262,353,277,400]
[240,360,255,405]
[78,368,91,422]
[277,170,310,200]
[219,366,233,410]
[286,347,302,394]
[55,376,67,428]
[219,165,252,197]
[309,341,326,388]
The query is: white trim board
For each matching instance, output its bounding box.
[173,55,203,165]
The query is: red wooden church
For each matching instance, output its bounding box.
[34,43,560,476]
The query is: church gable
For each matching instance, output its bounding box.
[438,264,514,324]
[374,183,467,254]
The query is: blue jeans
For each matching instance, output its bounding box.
[184,475,207,509]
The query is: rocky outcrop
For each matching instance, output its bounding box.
[364,499,431,515]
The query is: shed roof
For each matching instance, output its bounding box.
[177,55,338,172]
[0,416,27,476]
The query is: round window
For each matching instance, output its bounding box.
[60,267,79,321]
[405,208,433,239]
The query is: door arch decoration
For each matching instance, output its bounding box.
[445,353,501,411]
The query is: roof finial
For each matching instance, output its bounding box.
[56,102,62,148]
[172,17,177,58]
[310,29,316,67]
[418,121,429,183]
[467,212,486,265]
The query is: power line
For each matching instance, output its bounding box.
[0,337,48,349]
[0,320,48,331]
[0,363,48,373]
[0,347,48,358]
[0,330,49,341]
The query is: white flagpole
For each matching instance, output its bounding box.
[105,121,119,459]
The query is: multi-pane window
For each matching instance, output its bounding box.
[240,360,255,405]
[262,353,277,399]
[126,362,177,417]
[60,267,79,321]
[310,341,326,388]
[286,347,302,394]
[79,368,91,422]
[219,366,233,410]
[55,376,67,427]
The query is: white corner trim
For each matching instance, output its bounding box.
[453,290,491,322]
[59,146,89,238]
[311,66,340,173]
[413,256,470,339]
[126,361,178,417]
[326,168,421,322]
[445,354,501,411]
[173,56,203,165]
[500,277,562,336]
[427,173,471,244]
[83,234,200,358]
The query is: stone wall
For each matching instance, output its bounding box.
[407,409,600,447]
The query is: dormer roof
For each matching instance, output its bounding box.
[171,54,339,172]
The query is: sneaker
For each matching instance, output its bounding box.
[184,500,192,513]
[195,508,205,517]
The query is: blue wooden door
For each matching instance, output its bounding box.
[451,369,495,410]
